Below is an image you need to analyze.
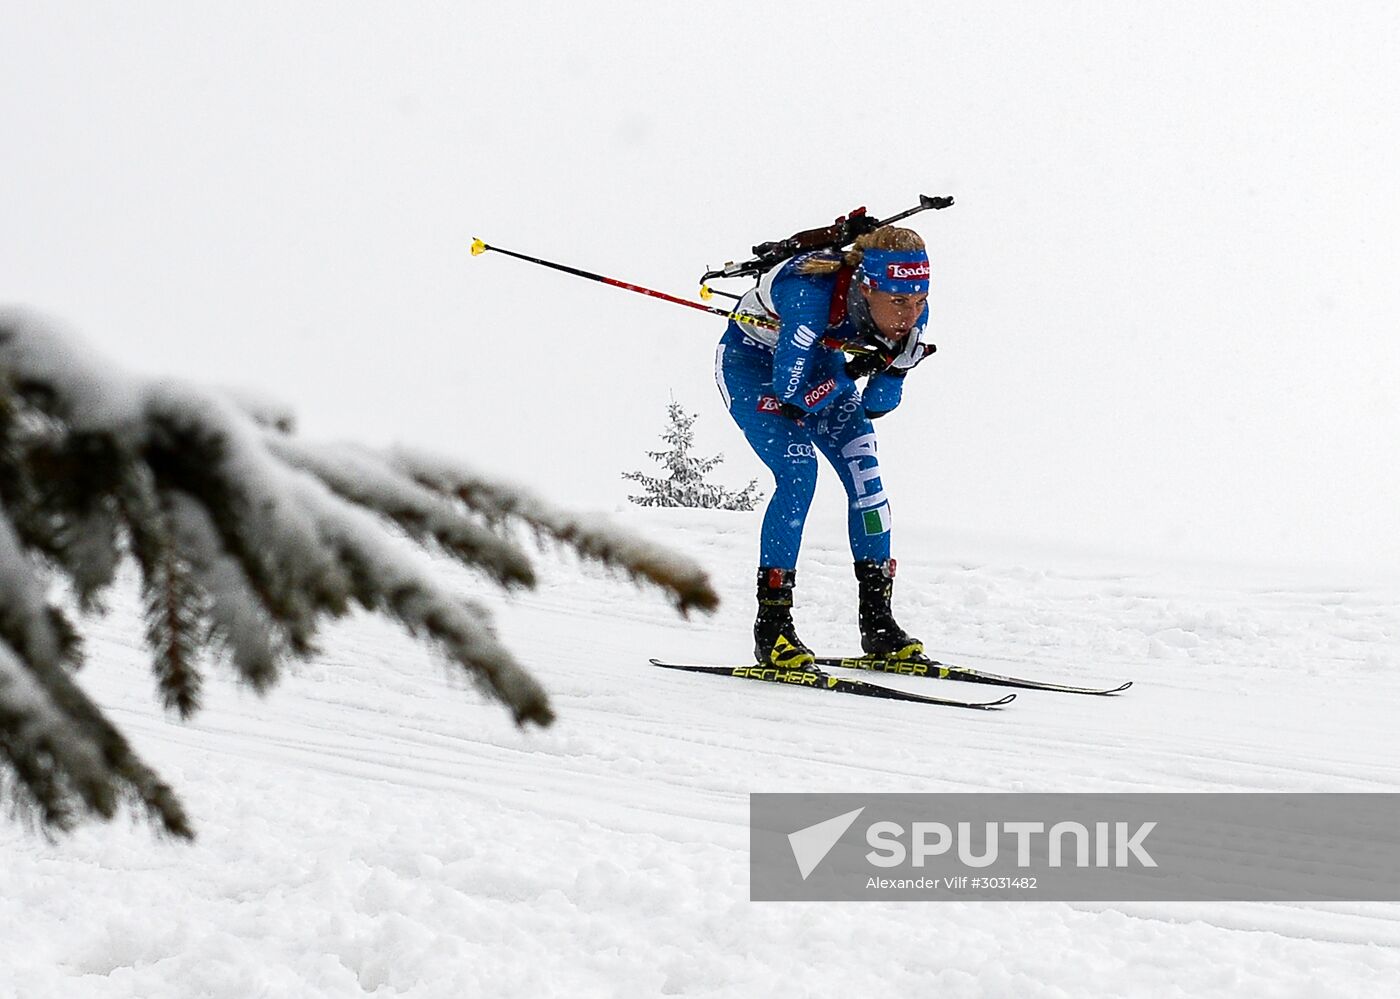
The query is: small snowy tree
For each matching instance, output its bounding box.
[0,308,718,838]
[623,400,762,511]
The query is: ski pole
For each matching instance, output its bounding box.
[470,238,777,330]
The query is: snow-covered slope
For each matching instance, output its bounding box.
[4,509,1399,998]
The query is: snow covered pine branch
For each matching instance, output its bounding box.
[0,309,717,838]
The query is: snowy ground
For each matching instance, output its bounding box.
[4,507,1399,998]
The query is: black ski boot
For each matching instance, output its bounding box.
[855,559,923,659]
[753,567,816,669]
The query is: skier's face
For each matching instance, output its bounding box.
[862,287,927,338]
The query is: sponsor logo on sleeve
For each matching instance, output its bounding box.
[784,356,807,400]
[803,377,838,409]
[756,395,782,413]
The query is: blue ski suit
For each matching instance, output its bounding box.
[714,251,932,569]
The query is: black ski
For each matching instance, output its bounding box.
[648,659,1015,710]
[813,655,1132,696]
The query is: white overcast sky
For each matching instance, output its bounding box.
[4,2,1398,571]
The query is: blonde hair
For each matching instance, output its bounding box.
[797,225,926,276]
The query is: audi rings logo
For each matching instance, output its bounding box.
[785,443,816,459]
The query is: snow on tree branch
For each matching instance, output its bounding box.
[0,307,718,837]
[266,436,538,591]
[388,446,720,615]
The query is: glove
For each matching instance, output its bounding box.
[845,350,893,380]
[777,402,808,424]
[842,331,896,380]
[865,409,890,420]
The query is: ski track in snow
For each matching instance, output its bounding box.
[3,509,1399,998]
